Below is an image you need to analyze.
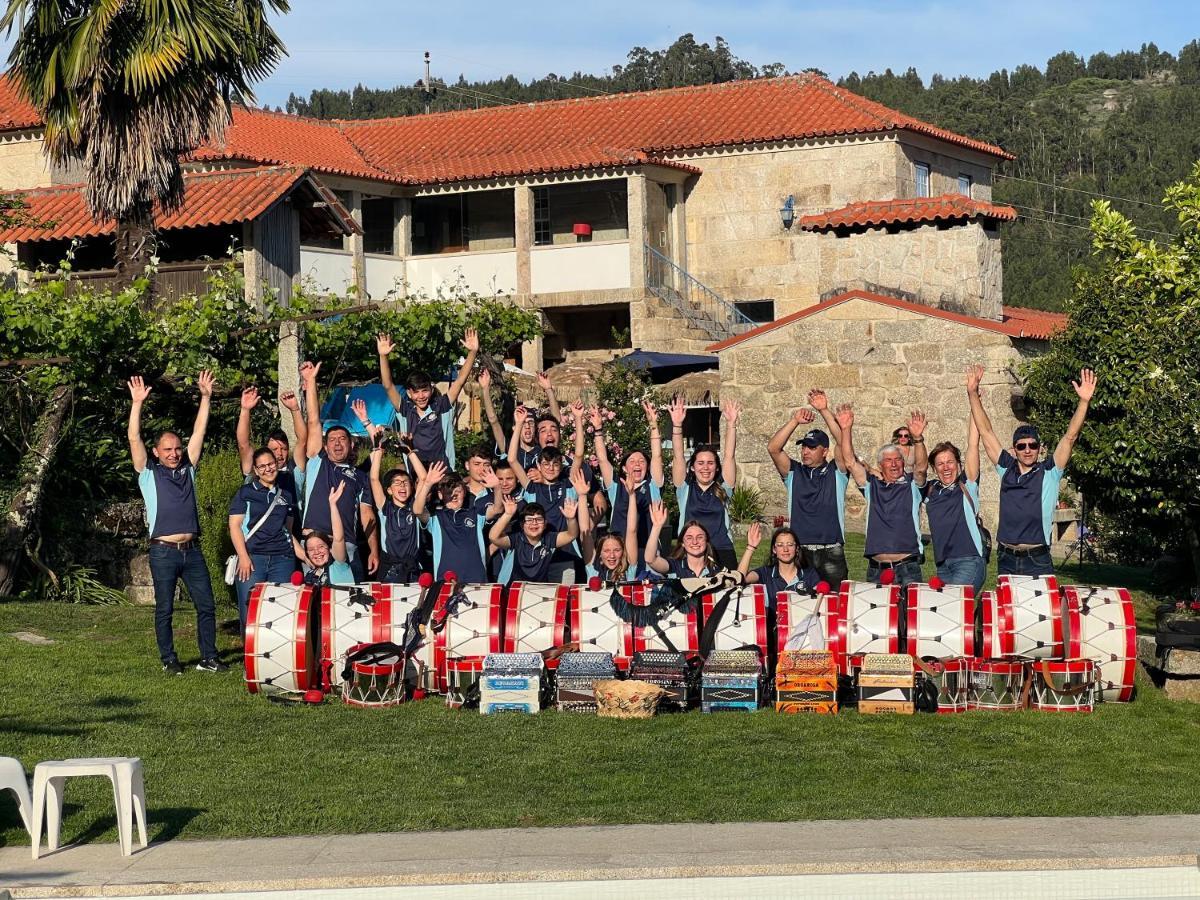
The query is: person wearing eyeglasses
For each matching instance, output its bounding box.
[966,363,1097,576]
[890,426,916,474]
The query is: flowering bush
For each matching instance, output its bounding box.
[561,361,664,468]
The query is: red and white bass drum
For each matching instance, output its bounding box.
[245,583,316,697]
[1062,585,1136,702]
[906,583,975,659]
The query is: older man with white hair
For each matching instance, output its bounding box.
[835,403,928,587]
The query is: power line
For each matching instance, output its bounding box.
[437,84,521,108]
[995,173,1166,209]
[1008,202,1176,238]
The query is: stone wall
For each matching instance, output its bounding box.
[716,296,1042,532]
[0,131,51,190]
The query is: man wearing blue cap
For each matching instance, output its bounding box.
[966,364,1097,576]
[768,389,850,585]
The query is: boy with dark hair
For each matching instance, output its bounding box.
[490,498,580,583]
[413,461,489,583]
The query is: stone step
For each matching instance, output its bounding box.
[1136,634,1200,675]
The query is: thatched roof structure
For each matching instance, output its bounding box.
[539,359,608,405]
[659,369,720,407]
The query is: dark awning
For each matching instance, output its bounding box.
[614,349,718,383]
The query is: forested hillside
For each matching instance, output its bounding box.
[285,36,1200,311]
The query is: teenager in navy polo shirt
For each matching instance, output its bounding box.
[413,462,489,583]
[235,385,307,514]
[583,472,642,585]
[590,399,663,565]
[490,496,580,583]
[364,424,426,584]
[644,501,732,580]
[376,328,479,470]
[767,389,851,586]
[128,372,225,675]
[737,522,818,607]
[922,414,987,595]
[838,403,929,587]
[668,396,740,570]
[228,448,302,632]
[967,363,1097,577]
[301,482,355,587]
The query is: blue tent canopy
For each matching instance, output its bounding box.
[614,349,718,383]
[320,383,397,436]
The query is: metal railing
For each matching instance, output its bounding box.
[644,244,755,340]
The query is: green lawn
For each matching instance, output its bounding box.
[0,549,1187,849]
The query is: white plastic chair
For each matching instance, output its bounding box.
[31,757,147,859]
[0,756,33,838]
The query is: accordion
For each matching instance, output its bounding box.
[555,652,617,713]
[630,651,691,712]
[701,650,762,713]
[480,653,542,714]
[858,653,915,715]
[775,650,837,714]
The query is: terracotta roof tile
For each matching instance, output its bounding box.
[798,194,1017,231]
[0,74,41,130]
[706,290,1066,352]
[0,166,354,242]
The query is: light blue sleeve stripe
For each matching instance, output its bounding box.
[835,468,849,540]
[498,551,514,583]
[720,481,734,544]
[963,480,983,556]
[302,456,322,525]
[441,409,456,470]
[430,517,443,575]
[241,500,252,537]
[861,479,871,538]
[1040,466,1064,544]
[675,482,690,535]
[137,467,157,535]
[648,481,661,502]
[476,513,488,569]
[909,479,924,555]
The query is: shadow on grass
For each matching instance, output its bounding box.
[0,715,86,737]
[88,695,141,710]
[54,805,203,849]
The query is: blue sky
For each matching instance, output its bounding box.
[247,0,1200,107]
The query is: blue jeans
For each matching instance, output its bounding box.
[997,546,1054,577]
[148,544,218,664]
[937,555,987,597]
[865,558,924,588]
[236,552,297,632]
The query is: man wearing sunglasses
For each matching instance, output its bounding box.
[966,364,1097,576]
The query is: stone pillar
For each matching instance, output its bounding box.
[514,185,533,297]
[627,173,648,293]
[348,190,366,298]
[671,181,689,274]
[277,321,302,444]
[521,330,544,373]
[243,220,263,309]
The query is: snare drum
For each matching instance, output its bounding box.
[569,584,638,669]
[906,583,975,659]
[245,583,316,696]
[967,658,1028,711]
[830,581,902,674]
[915,657,968,713]
[996,575,1075,660]
[341,643,406,708]
[702,584,768,656]
[775,588,835,654]
[433,583,509,693]
[1064,586,1136,703]
[1031,658,1095,713]
[445,656,485,709]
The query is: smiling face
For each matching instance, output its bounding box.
[305,535,331,567]
[598,534,625,571]
[772,532,798,565]
[387,472,413,504]
[880,449,906,483]
[252,450,278,487]
[799,442,827,466]
[521,509,547,541]
[153,432,184,469]
[442,482,466,510]
[690,449,718,486]
[932,448,961,486]
[623,450,648,483]
[537,455,563,483]
[495,467,518,496]
[681,524,709,557]
[1013,438,1041,468]
[409,385,433,409]
[537,419,561,448]
[324,428,351,464]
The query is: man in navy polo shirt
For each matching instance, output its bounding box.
[967,364,1097,576]
[837,403,929,587]
[128,371,226,675]
[767,389,851,586]
[301,361,379,580]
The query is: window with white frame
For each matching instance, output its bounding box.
[533,187,550,246]
[915,162,931,198]
[957,174,972,197]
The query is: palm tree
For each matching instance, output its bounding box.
[1,0,290,286]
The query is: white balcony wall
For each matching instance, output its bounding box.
[299,248,354,296]
[530,240,630,294]
[405,249,518,298]
[364,254,407,298]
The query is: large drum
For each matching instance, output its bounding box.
[915,657,968,713]
[702,584,768,656]
[967,658,1028,711]
[1063,585,1136,702]
[245,583,316,696]
[775,588,835,653]
[996,575,1076,660]
[1031,658,1095,713]
[630,582,701,657]
[433,583,510,693]
[830,581,902,674]
[906,583,975,659]
[319,582,434,692]
[505,583,572,662]
[568,584,638,669]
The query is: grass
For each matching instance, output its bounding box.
[0,545,1186,850]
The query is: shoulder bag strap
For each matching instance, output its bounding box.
[245,491,287,542]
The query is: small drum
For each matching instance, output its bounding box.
[967,658,1028,711]
[341,643,406,708]
[830,581,902,674]
[1031,658,1095,713]
[245,583,316,696]
[445,656,485,709]
[433,583,510,693]
[775,588,835,653]
[569,585,638,669]
[702,584,768,656]
[505,582,571,663]
[906,583,975,659]
[915,657,968,713]
[996,575,1075,660]
[1064,586,1136,703]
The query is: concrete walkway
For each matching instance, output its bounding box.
[1,815,1198,898]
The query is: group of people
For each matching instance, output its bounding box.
[128,328,1097,674]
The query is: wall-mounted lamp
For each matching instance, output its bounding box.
[779,195,796,229]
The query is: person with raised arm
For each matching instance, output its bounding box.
[737,522,817,608]
[301,482,355,587]
[128,371,226,675]
[478,368,539,469]
[591,398,663,562]
[644,501,731,580]
[585,470,643,585]
[354,406,427,584]
[921,410,987,596]
[669,396,740,569]
[490,491,581,584]
[235,385,307,505]
[377,327,479,470]
[767,388,851,586]
[967,363,1097,577]
[300,361,378,580]
[413,461,489,583]
[837,403,929,587]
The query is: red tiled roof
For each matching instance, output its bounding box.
[798,194,1017,232]
[0,74,41,130]
[707,290,1066,352]
[0,166,356,242]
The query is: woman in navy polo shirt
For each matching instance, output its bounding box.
[301,482,355,587]
[643,501,731,579]
[921,417,987,596]
[668,396,741,570]
[228,448,301,632]
[736,522,818,607]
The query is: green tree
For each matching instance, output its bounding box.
[0,0,289,281]
[1023,164,1200,583]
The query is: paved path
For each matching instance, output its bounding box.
[2,815,1198,898]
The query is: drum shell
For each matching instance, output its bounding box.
[831,581,902,674]
[996,575,1073,660]
[916,656,969,713]
[1064,585,1136,703]
[320,582,433,691]
[341,643,405,708]
[775,589,836,655]
[568,585,638,669]
[1031,657,1095,713]
[434,583,510,693]
[245,583,316,696]
[967,657,1028,710]
[632,582,701,657]
[445,656,485,709]
[505,583,571,664]
[906,584,975,660]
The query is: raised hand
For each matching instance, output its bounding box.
[128,376,151,404]
[622,470,639,495]
[514,405,529,427]
[376,333,394,356]
[329,480,346,504]
[280,390,300,411]
[668,395,687,428]
[588,404,603,430]
[240,386,260,410]
[569,467,590,498]
[792,408,815,425]
[834,403,854,430]
[648,500,668,528]
[478,368,492,390]
[966,364,984,395]
[351,398,370,425]
[722,400,741,425]
[562,496,579,519]
[808,389,828,411]
[908,409,927,439]
[747,521,762,550]
[502,494,518,517]
[641,398,659,425]
[536,371,553,392]
[482,467,500,489]
[463,327,480,353]
[365,423,385,445]
[570,399,585,421]
[1073,368,1097,402]
[197,370,215,398]
[426,461,448,485]
[300,361,320,389]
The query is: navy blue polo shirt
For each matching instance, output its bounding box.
[676,477,734,550]
[996,450,1063,545]
[427,507,488,582]
[138,460,201,538]
[301,452,369,540]
[528,448,594,484]
[379,499,420,562]
[666,557,714,579]
[861,473,923,557]
[228,481,294,555]
[606,478,661,546]
[496,442,540,472]
[498,530,559,583]
[752,563,818,608]
[245,460,301,514]
[398,392,455,468]
[523,478,579,558]
[785,460,848,545]
[922,478,984,564]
